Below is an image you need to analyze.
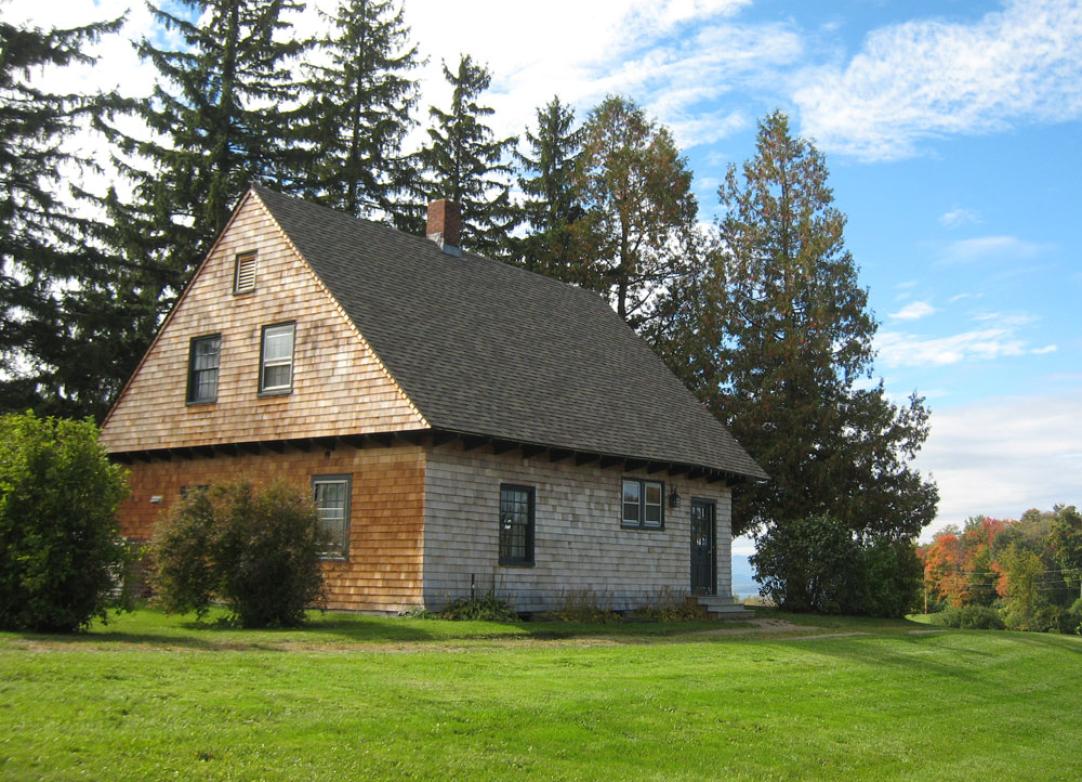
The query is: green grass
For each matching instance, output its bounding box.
[2,609,1080,781]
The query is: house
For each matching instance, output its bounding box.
[100,186,766,614]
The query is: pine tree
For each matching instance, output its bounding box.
[107,0,307,294]
[299,0,420,218]
[708,112,938,539]
[516,96,586,280]
[417,54,517,256]
[0,14,126,417]
[574,96,698,329]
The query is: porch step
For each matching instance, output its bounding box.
[696,594,751,617]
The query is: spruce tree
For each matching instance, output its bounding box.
[574,96,698,329]
[417,54,517,256]
[0,15,126,417]
[107,0,307,295]
[708,112,938,539]
[299,0,420,218]
[516,96,586,280]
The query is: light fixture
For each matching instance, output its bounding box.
[668,486,680,509]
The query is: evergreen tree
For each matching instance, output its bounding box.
[0,14,126,417]
[88,0,306,418]
[299,0,420,218]
[417,54,517,256]
[707,112,938,539]
[574,96,698,329]
[516,95,586,280]
[107,0,307,297]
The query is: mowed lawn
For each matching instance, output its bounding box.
[2,609,1081,781]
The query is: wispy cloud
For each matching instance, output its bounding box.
[792,0,1082,160]
[916,393,1082,539]
[947,292,982,303]
[890,300,936,321]
[939,208,981,228]
[877,328,1030,368]
[1031,344,1059,355]
[940,234,1051,264]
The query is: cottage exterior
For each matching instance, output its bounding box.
[100,186,766,613]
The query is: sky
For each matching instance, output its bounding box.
[7,0,1082,547]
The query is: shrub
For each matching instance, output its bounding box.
[0,412,130,632]
[551,588,619,623]
[935,605,1005,630]
[1065,598,1082,636]
[752,515,861,614]
[753,515,923,618]
[629,587,707,622]
[855,536,924,618]
[436,592,518,622]
[151,481,325,627]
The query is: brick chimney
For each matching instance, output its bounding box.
[426,199,462,256]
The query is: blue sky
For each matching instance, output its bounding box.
[13,0,1082,539]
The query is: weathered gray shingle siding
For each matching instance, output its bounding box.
[422,443,733,612]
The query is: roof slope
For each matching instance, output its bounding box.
[254,186,766,480]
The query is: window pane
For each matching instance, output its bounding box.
[644,504,662,526]
[264,325,294,360]
[644,482,662,506]
[622,480,640,505]
[623,502,640,524]
[263,363,291,390]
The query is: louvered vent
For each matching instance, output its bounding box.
[234,252,257,293]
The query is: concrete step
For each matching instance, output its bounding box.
[696,594,751,616]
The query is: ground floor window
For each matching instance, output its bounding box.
[499,484,535,566]
[312,475,351,559]
[622,478,664,529]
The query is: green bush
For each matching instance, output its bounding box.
[436,592,518,622]
[935,605,1005,630]
[0,412,130,632]
[151,481,325,627]
[752,515,922,617]
[752,514,861,614]
[855,536,924,618]
[1065,598,1082,636]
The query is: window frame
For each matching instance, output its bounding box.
[498,483,536,567]
[621,477,665,531]
[312,473,352,561]
[258,321,296,395]
[186,333,221,405]
[233,250,258,294]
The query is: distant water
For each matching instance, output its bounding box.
[731,554,759,598]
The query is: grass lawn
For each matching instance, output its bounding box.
[2,608,1081,781]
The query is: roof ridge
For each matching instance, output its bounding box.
[251,184,607,304]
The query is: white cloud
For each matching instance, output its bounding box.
[940,234,1051,264]
[1031,344,1059,354]
[792,0,1082,160]
[939,208,981,228]
[947,292,982,303]
[917,393,1082,539]
[877,327,1032,368]
[890,300,936,321]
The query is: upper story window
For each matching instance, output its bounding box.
[499,484,535,566]
[622,478,664,530]
[313,474,351,560]
[260,322,295,394]
[234,251,257,294]
[186,334,221,404]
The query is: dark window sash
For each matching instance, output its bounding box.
[499,483,535,566]
[621,477,665,530]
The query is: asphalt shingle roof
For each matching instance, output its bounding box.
[254,185,766,480]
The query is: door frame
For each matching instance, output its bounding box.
[690,497,717,596]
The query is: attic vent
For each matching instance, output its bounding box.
[234,251,257,293]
